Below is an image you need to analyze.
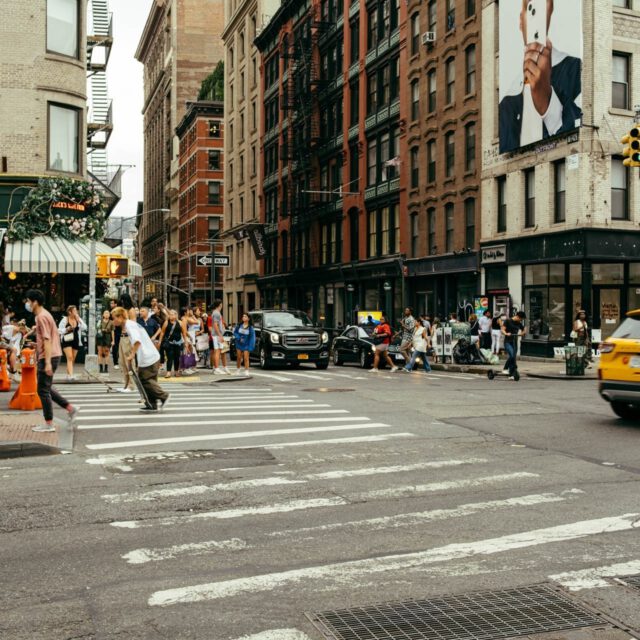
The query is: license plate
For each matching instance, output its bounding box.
[630,356,640,368]
[297,354,309,360]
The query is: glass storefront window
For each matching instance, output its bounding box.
[593,263,623,284]
[526,288,549,339]
[548,287,566,340]
[524,264,548,285]
[569,264,582,285]
[628,287,640,313]
[549,264,564,284]
[630,263,640,284]
[486,267,508,290]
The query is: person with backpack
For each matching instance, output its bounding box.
[233,313,256,376]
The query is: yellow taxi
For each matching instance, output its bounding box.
[598,308,640,419]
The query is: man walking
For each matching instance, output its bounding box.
[25,289,79,432]
[109,299,121,370]
[111,307,169,412]
[479,309,492,350]
[501,310,526,380]
[399,307,416,364]
[210,299,230,375]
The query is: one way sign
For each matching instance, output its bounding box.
[197,254,230,267]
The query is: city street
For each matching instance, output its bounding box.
[2,367,640,639]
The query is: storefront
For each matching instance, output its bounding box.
[481,229,640,357]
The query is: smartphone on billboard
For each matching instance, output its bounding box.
[526,0,547,46]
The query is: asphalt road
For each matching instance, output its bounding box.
[1,365,640,640]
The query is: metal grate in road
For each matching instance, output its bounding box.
[307,585,604,640]
[620,574,640,591]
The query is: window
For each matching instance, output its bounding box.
[349,143,360,189]
[367,139,377,185]
[411,12,420,55]
[350,80,360,125]
[428,0,437,33]
[612,157,629,220]
[428,207,436,255]
[613,0,630,8]
[446,0,455,30]
[47,0,79,58]
[208,150,221,170]
[428,69,436,112]
[445,203,454,253]
[367,6,379,49]
[497,175,507,232]
[554,160,566,223]
[524,168,535,228]
[367,72,377,114]
[445,131,455,178]
[465,45,476,95]
[351,20,360,63]
[427,139,436,182]
[466,0,476,18]
[411,213,419,257]
[446,57,455,104]
[465,122,476,172]
[209,120,221,137]
[411,79,420,120]
[464,198,475,249]
[612,53,630,110]
[367,210,377,257]
[410,147,419,188]
[350,209,359,260]
[48,103,79,173]
[208,181,221,205]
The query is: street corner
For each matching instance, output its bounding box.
[0,411,73,458]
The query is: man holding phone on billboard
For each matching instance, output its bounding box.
[499,0,582,153]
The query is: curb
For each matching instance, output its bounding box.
[525,373,597,381]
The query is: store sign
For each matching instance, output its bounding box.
[481,245,507,264]
[248,225,267,259]
[51,201,86,212]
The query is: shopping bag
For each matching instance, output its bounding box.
[180,352,197,370]
[196,334,210,352]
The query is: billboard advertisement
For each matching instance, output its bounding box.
[499,0,582,154]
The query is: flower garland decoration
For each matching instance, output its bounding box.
[8,177,108,242]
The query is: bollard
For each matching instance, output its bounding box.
[9,347,42,411]
[0,349,10,392]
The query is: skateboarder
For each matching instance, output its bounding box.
[111,307,169,412]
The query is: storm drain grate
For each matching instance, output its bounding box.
[307,584,603,640]
[621,574,640,591]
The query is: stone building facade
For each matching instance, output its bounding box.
[222,0,281,323]
[404,0,482,319]
[136,0,225,306]
[481,0,640,356]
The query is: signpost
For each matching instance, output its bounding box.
[197,254,230,267]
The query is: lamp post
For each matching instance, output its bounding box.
[383,280,392,321]
[346,283,355,326]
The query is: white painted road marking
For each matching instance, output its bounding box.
[78,402,326,414]
[85,421,391,450]
[123,538,248,565]
[264,433,414,449]
[549,559,640,590]
[111,497,348,529]
[232,630,313,640]
[148,512,640,606]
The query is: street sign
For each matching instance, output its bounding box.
[197,254,230,267]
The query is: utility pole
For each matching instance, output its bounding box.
[85,239,98,376]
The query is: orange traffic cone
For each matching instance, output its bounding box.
[9,347,42,411]
[0,349,10,392]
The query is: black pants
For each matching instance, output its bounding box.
[480,332,491,350]
[37,357,70,422]
[165,344,181,372]
[112,328,121,365]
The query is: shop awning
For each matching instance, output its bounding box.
[4,237,142,277]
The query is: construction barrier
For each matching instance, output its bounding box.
[9,347,42,411]
[0,349,10,392]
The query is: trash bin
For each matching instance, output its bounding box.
[565,344,586,376]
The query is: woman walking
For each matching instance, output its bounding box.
[160,309,187,378]
[573,309,593,367]
[96,309,114,375]
[369,314,398,372]
[233,313,256,376]
[491,313,503,355]
[404,322,432,373]
[430,316,441,364]
[58,305,87,380]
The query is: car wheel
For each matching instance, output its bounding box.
[611,401,640,420]
[316,362,329,370]
[259,348,270,370]
[333,350,343,366]
[359,350,369,369]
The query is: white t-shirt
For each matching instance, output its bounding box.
[478,315,492,333]
[126,319,160,368]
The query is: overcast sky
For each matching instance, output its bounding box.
[107,0,153,219]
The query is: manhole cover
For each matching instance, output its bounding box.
[302,388,356,393]
[307,585,603,640]
[620,574,640,591]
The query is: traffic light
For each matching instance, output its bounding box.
[97,255,129,279]
[621,126,640,166]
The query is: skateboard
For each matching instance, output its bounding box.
[85,368,118,392]
[487,368,520,382]
[129,365,153,408]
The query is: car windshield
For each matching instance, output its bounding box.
[611,316,640,340]
[264,312,314,328]
[357,327,373,338]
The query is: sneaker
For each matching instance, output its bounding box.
[403,367,412,373]
[113,364,120,370]
[368,368,379,373]
[243,369,250,377]
[12,372,21,382]
[32,424,56,433]
[116,387,133,393]
[213,368,226,375]
[390,366,399,372]
[159,395,170,412]
[139,405,158,412]
[67,406,80,423]
[222,367,231,375]
[508,376,515,381]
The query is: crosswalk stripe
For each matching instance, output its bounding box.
[79,402,324,414]
[111,497,348,529]
[84,421,392,449]
[549,559,640,590]
[233,630,313,640]
[77,409,349,426]
[284,371,331,380]
[61,387,273,395]
[243,372,292,382]
[147,512,640,606]
[122,538,248,564]
[262,433,414,449]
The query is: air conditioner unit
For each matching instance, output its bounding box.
[422,31,436,44]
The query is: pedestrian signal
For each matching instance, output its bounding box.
[621,127,640,167]
[97,255,129,278]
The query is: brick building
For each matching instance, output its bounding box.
[404,0,482,318]
[255,0,409,327]
[136,0,225,306]
[222,0,281,324]
[175,101,225,307]
[481,0,640,356]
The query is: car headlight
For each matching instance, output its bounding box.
[322,332,329,344]
[270,333,280,344]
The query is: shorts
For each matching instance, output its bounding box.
[212,336,224,350]
[375,343,389,352]
[400,340,412,349]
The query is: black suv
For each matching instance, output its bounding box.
[249,309,330,369]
